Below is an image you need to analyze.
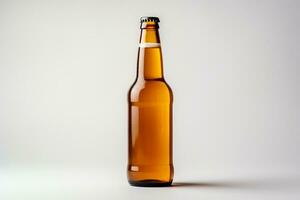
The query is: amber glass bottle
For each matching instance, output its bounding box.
[127,17,173,187]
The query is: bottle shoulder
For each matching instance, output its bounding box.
[128,79,173,103]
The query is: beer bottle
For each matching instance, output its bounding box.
[127,16,173,187]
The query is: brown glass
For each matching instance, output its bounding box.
[127,20,173,187]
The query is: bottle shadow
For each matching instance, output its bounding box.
[172,180,259,189]
[171,177,300,190]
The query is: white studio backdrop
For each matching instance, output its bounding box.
[0,0,299,182]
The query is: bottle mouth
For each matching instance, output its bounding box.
[140,22,159,29]
[140,16,160,29]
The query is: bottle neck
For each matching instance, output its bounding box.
[137,23,163,81]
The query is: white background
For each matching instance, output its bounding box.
[0,0,299,199]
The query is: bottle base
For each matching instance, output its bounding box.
[129,179,172,187]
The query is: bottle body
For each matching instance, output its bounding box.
[128,79,173,186]
[127,17,173,187]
